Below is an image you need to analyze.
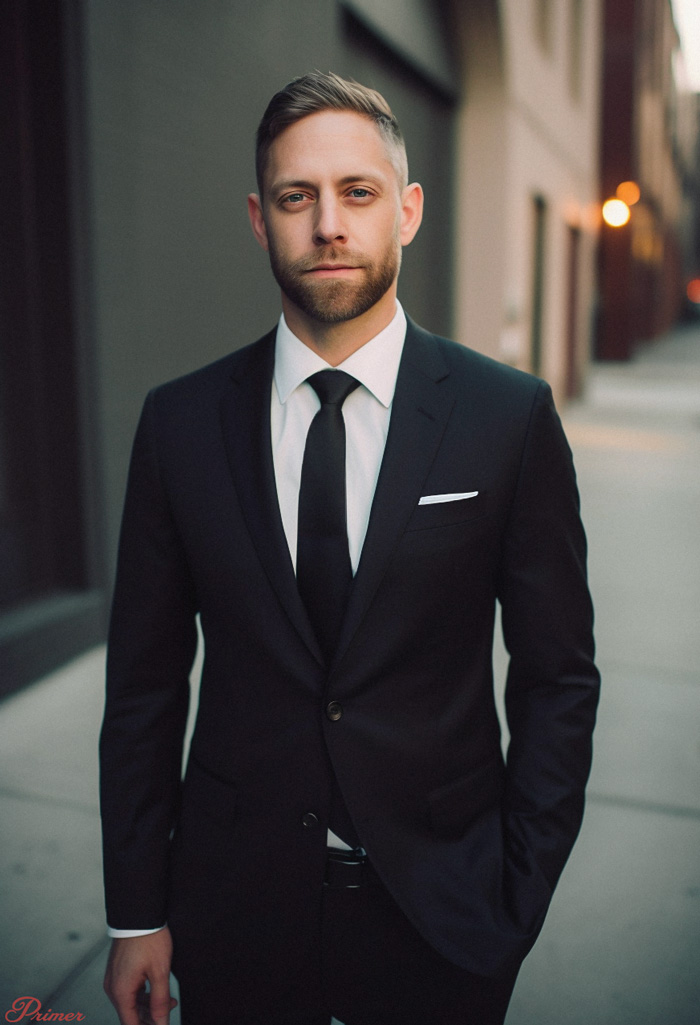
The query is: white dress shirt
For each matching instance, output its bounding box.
[108,302,407,937]
[272,301,406,573]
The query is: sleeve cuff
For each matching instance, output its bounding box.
[107,925,167,938]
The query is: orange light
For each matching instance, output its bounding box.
[687,278,700,304]
[616,180,641,206]
[602,198,631,227]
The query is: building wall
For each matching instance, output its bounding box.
[675,90,700,279]
[597,0,698,359]
[453,0,601,401]
[1,0,458,694]
[451,2,508,377]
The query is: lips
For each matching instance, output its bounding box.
[306,264,360,272]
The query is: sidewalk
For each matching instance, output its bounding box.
[1,324,699,1024]
[505,322,700,1024]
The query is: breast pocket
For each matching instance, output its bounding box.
[400,494,490,557]
[405,493,486,532]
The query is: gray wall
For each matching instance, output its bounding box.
[79,0,456,574]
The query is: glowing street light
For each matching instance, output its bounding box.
[687,278,700,305]
[602,198,631,227]
[616,180,641,206]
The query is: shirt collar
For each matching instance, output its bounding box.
[273,301,407,409]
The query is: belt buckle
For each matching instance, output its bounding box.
[324,848,368,888]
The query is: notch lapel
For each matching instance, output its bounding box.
[219,331,324,664]
[332,321,455,670]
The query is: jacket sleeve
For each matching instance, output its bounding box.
[497,380,600,928]
[99,389,198,929]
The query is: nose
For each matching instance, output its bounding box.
[313,195,348,246]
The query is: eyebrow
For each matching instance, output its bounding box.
[269,179,315,198]
[269,173,388,198]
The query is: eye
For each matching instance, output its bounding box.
[282,192,308,205]
[348,188,372,199]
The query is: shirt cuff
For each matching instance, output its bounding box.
[107,925,167,938]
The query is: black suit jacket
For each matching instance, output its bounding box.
[100,318,599,980]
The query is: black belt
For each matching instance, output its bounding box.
[324,848,378,889]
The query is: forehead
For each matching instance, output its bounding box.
[265,109,396,189]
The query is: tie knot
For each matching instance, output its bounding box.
[307,370,360,407]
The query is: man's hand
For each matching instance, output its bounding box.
[104,928,177,1025]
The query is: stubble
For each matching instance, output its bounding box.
[267,241,401,324]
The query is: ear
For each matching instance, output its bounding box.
[247,194,269,251]
[399,182,424,246]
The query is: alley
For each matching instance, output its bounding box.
[1,324,699,1024]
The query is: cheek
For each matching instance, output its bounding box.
[269,222,308,261]
[360,218,398,259]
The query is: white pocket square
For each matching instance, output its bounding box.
[418,491,479,505]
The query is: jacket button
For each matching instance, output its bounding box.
[302,812,319,829]
[326,701,343,721]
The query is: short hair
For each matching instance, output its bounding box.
[255,71,408,195]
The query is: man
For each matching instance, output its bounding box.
[100,72,600,1025]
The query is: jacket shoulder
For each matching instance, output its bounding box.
[440,336,543,398]
[407,318,545,403]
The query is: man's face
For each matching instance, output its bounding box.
[249,110,421,327]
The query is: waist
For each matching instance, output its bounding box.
[324,848,378,889]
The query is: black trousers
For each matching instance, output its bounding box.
[175,866,519,1025]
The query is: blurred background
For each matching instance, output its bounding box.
[0,1,699,1022]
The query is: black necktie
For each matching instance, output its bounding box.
[297,370,360,665]
[297,369,362,848]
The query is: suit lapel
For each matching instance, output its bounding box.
[332,320,455,670]
[219,321,455,671]
[219,331,324,664]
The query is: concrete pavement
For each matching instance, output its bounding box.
[1,323,699,1024]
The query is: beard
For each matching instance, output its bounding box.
[267,239,401,324]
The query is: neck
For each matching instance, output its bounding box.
[281,288,398,366]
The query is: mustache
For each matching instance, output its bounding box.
[295,248,367,272]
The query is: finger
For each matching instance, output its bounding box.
[136,989,153,1025]
[108,982,144,1025]
[148,974,177,1025]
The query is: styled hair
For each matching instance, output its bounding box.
[255,71,408,195]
